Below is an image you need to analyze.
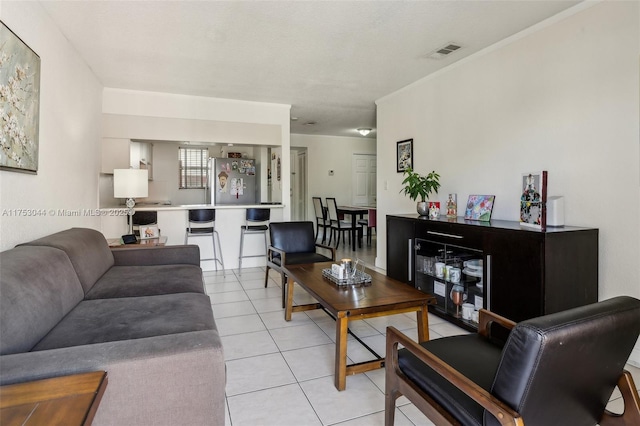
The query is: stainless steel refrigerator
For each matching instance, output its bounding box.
[205,158,257,205]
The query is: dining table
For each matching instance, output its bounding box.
[336,205,375,251]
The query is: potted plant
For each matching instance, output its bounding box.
[400,167,441,216]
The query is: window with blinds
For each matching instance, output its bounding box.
[178,147,209,189]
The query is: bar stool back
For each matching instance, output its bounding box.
[185,209,225,274]
[238,208,270,274]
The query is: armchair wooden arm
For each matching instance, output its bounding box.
[385,326,524,426]
[600,370,640,426]
[315,242,336,261]
[478,309,516,339]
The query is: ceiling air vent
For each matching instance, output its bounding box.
[426,43,462,60]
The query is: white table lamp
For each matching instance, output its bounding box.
[114,169,148,235]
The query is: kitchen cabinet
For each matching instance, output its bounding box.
[387,214,598,330]
[100,138,130,174]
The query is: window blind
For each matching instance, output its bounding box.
[178,147,208,189]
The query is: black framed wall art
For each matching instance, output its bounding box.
[397,139,413,173]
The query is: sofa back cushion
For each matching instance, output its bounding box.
[20,228,114,294]
[0,246,85,355]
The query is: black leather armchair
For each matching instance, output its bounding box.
[264,221,336,307]
[386,296,640,426]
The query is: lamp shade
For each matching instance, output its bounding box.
[113,169,148,198]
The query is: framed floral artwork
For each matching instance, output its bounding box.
[0,22,41,173]
[464,195,495,222]
[396,139,413,173]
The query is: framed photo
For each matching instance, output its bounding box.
[464,195,495,222]
[139,225,160,239]
[396,139,413,173]
[520,171,548,230]
[0,22,41,174]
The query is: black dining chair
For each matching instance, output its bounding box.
[385,296,640,426]
[264,221,335,307]
[312,197,330,243]
[325,197,359,249]
[357,208,376,246]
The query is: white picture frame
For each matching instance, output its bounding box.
[139,225,160,239]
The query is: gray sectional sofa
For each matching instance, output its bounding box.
[0,228,225,425]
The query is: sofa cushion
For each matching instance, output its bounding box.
[32,293,214,351]
[20,228,114,294]
[0,246,84,355]
[85,265,205,299]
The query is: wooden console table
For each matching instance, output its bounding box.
[0,371,107,426]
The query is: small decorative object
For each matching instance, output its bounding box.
[396,139,413,173]
[464,195,495,221]
[0,22,41,174]
[520,171,548,230]
[139,225,160,239]
[428,201,440,219]
[450,284,466,318]
[400,167,441,216]
[446,193,457,218]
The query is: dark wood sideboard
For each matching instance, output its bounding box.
[387,214,598,330]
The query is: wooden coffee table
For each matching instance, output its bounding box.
[0,371,107,426]
[284,262,436,390]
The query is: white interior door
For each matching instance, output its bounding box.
[352,154,376,206]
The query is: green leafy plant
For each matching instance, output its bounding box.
[400,167,441,202]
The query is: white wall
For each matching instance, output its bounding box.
[0,1,103,250]
[377,1,640,367]
[376,1,640,301]
[291,134,376,221]
[378,2,640,299]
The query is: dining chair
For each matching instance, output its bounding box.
[357,208,376,245]
[264,221,335,307]
[325,197,358,248]
[312,197,330,243]
[385,296,640,426]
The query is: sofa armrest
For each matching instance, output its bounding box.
[111,245,200,266]
[0,330,225,425]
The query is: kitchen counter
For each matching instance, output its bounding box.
[100,204,285,271]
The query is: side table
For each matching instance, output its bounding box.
[0,371,107,426]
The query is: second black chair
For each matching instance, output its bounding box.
[264,221,335,307]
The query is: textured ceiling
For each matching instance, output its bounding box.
[40,0,582,138]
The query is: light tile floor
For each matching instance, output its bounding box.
[205,236,640,426]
